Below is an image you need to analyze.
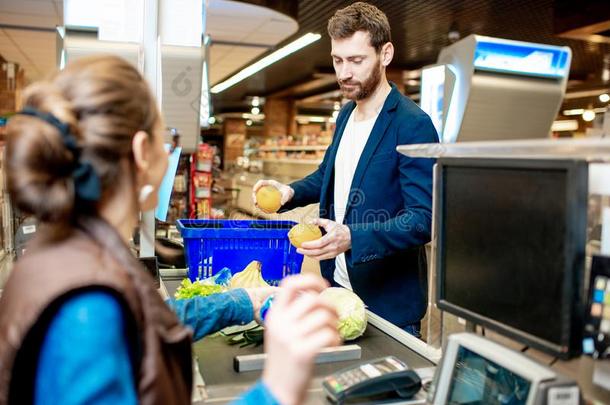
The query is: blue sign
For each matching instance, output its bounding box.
[155,145,182,222]
[474,40,570,79]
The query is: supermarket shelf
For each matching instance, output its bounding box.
[259,145,328,152]
[262,158,323,165]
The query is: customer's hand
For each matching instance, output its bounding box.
[252,179,294,208]
[244,287,278,324]
[262,274,340,405]
[298,218,351,261]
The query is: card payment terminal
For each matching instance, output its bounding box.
[322,356,422,403]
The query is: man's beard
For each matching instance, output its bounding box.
[339,62,382,101]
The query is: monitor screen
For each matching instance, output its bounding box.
[447,346,531,405]
[436,158,588,357]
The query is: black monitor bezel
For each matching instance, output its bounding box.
[435,157,588,359]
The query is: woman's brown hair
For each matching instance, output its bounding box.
[6,55,160,224]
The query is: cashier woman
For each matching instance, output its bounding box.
[0,56,340,405]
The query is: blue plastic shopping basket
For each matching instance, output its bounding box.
[176,219,304,285]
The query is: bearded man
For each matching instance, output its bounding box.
[254,2,439,336]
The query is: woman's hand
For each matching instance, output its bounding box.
[244,287,278,324]
[262,274,340,405]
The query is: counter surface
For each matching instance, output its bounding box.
[163,277,610,404]
[164,278,433,403]
[192,323,434,404]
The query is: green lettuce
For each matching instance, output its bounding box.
[320,287,367,341]
[174,278,225,300]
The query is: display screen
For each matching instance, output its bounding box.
[420,65,445,136]
[473,40,570,78]
[447,346,531,405]
[583,256,610,358]
[439,161,586,350]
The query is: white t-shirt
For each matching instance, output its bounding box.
[333,108,380,289]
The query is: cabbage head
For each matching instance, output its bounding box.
[320,287,367,341]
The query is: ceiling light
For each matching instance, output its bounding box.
[252,96,260,107]
[251,107,260,115]
[308,116,327,123]
[333,101,341,111]
[582,109,596,122]
[246,119,253,126]
[551,120,578,132]
[208,116,216,125]
[59,49,67,70]
[242,113,265,120]
[211,33,322,94]
[600,93,610,103]
[563,108,585,116]
[332,110,339,119]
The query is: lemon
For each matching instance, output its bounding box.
[288,223,323,248]
[256,185,282,213]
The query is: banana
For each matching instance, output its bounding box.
[230,260,270,289]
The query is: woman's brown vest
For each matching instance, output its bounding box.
[0,226,193,404]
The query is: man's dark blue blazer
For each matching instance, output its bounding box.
[283,83,438,327]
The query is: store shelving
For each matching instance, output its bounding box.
[261,158,323,165]
[259,145,328,152]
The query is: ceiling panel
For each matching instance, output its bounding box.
[212,0,610,112]
[209,43,267,85]
[206,0,298,88]
[0,0,61,27]
[0,0,60,83]
[0,29,57,81]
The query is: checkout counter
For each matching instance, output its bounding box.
[170,35,610,404]
[162,275,436,404]
[161,269,610,404]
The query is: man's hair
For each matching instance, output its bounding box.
[327,2,391,52]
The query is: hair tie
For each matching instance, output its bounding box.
[18,107,102,203]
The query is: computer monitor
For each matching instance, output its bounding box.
[435,158,588,358]
[430,333,580,405]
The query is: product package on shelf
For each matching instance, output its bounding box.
[163,154,191,224]
[193,172,212,198]
[196,198,211,218]
[196,143,214,172]
[190,143,217,219]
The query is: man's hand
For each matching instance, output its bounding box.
[297,218,351,261]
[252,179,294,209]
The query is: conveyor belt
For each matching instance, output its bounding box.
[192,324,434,404]
[163,277,434,403]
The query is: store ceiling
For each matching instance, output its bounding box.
[0,0,297,87]
[207,0,298,85]
[0,0,61,82]
[0,1,608,115]
[211,0,610,115]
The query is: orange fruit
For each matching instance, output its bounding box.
[256,185,282,213]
